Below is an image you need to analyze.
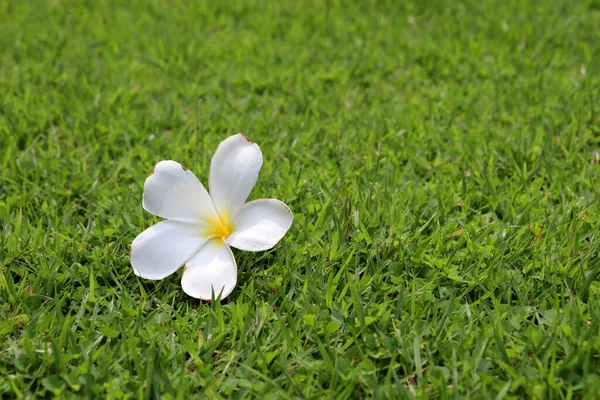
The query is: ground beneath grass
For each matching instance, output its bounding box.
[1,0,600,398]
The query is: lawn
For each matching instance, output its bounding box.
[1,0,600,398]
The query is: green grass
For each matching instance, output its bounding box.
[1,0,600,398]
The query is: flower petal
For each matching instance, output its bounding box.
[181,239,237,300]
[143,160,219,223]
[209,134,263,220]
[131,220,208,280]
[226,199,293,252]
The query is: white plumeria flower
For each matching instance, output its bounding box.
[130,134,293,300]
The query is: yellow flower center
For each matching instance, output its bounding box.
[204,213,234,239]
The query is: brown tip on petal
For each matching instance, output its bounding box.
[180,164,188,171]
[241,134,253,143]
[129,245,133,259]
[148,168,155,177]
[281,203,293,216]
[183,265,188,273]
